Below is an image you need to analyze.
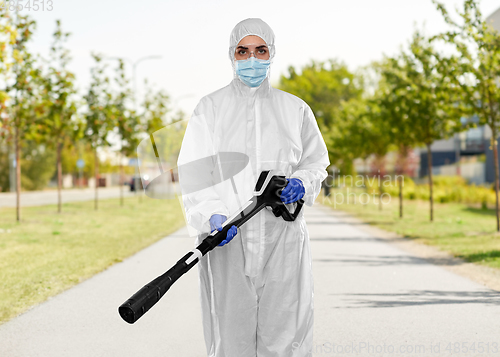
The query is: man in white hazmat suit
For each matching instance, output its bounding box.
[177,18,330,357]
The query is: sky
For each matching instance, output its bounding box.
[14,0,500,117]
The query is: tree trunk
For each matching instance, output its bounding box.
[15,125,21,222]
[376,155,385,211]
[427,143,434,222]
[120,152,124,207]
[455,133,461,176]
[136,158,142,203]
[363,157,371,208]
[378,171,383,211]
[94,147,99,211]
[399,175,403,218]
[57,141,62,213]
[397,145,407,219]
[138,182,142,203]
[491,133,500,231]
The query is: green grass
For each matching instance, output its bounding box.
[0,196,185,324]
[320,188,500,268]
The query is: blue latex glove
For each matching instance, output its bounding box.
[280,178,305,204]
[209,214,238,247]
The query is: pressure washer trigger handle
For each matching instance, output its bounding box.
[281,198,304,221]
[292,198,304,219]
[272,205,283,218]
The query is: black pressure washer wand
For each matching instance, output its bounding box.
[118,170,303,324]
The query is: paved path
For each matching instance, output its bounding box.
[309,206,500,357]
[1,204,499,356]
[0,187,136,207]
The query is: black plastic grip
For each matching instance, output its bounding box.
[281,199,304,221]
[118,251,198,324]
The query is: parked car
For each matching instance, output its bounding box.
[129,175,145,192]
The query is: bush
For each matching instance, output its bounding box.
[400,175,495,207]
[431,175,467,187]
[337,173,496,207]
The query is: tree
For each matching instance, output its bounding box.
[38,19,79,213]
[361,97,396,210]
[0,11,14,138]
[374,54,422,217]
[0,11,44,221]
[433,0,500,230]
[140,79,177,188]
[142,78,172,134]
[83,53,114,210]
[335,98,376,201]
[389,30,465,221]
[110,59,139,206]
[279,59,363,174]
[335,98,375,165]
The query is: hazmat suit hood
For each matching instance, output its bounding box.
[228,18,275,88]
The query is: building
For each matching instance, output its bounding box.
[417,7,500,185]
[417,123,491,184]
[488,6,500,28]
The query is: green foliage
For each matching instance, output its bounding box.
[432,0,500,229]
[138,77,184,164]
[334,98,394,175]
[0,12,16,140]
[432,0,500,134]
[98,160,134,175]
[37,20,80,147]
[279,59,362,128]
[83,53,114,151]
[278,59,364,174]
[378,175,495,206]
[82,53,115,209]
[2,13,45,142]
[373,53,422,174]
[141,77,172,134]
[0,141,10,192]
[60,140,96,178]
[0,11,45,220]
[20,140,56,191]
[431,175,468,187]
[111,59,140,158]
[373,28,469,220]
[380,30,466,148]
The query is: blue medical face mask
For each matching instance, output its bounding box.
[235,57,271,88]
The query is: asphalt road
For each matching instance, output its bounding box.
[0,186,136,208]
[0,204,499,357]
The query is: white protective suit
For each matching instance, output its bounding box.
[177,18,330,357]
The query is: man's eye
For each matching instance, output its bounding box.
[258,49,267,54]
